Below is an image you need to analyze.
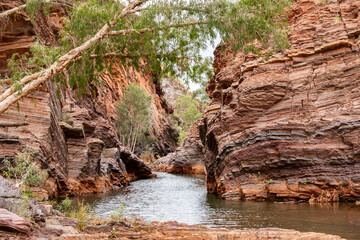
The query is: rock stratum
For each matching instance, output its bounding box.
[0,1,176,197]
[152,119,205,174]
[201,0,360,201]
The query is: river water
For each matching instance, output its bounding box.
[76,172,360,239]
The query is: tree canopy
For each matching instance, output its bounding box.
[174,93,203,145]
[0,0,291,114]
[116,83,152,152]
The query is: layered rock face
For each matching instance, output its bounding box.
[202,0,360,201]
[152,119,205,174]
[0,4,174,196]
[153,79,205,174]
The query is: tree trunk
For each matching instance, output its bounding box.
[0,0,148,114]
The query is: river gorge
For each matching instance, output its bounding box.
[1,0,360,239]
[73,172,360,240]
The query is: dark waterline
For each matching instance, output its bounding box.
[73,172,360,240]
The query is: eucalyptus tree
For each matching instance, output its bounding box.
[0,0,291,114]
[116,83,152,153]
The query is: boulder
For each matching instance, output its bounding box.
[0,208,32,236]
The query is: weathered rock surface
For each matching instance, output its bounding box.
[160,78,188,109]
[201,0,360,201]
[0,3,175,196]
[57,225,346,240]
[0,208,345,240]
[0,208,32,236]
[152,119,205,174]
[0,176,29,215]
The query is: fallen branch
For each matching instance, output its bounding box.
[0,0,148,114]
[0,20,206,104]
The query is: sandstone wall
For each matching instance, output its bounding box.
[202,0,360,202]
[153,78,205,174]
[152,118,205,174]
[0,3,176,196]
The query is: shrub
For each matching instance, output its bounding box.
[59,197,73,217]
[2,148,47,189]
[110,203,126,223]
[58,198,93,231]
[75,200,93,231]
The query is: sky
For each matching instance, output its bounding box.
[188,36,221,91]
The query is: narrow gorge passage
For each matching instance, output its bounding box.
[73,172,360,240]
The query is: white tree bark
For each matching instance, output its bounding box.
[0,4,26,21]
[0,0,148,114]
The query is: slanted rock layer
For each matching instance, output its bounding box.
[201,0,360,201]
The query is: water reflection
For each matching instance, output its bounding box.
[74,172,360,240]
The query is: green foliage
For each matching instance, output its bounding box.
[26,0,50,22]
[110,203,126,223]
[266,179,273,185]
[139,145,159,164]
[75,200,93,231]
[300,180,307,185]
[58,198,93,231]
[58,197,73,217]
[61,113,70,121]
[6,0,291,99]
[173,93,203,145]
[2,148,47,189]
[116,83,152,152]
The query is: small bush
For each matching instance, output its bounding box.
[173,93,203,145]
[2,148,47,189]
[59,197,73,217]
[75,200,92,231]
[110,203,126,223]
[58,198,93,231]
[139,146,159,164]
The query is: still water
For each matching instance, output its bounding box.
[77,172,360,239]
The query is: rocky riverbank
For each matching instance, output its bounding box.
[0,206,346,240]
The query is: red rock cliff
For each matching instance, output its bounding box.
[0,2,177,197]
[202,0,360,202]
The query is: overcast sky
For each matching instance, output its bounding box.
[188,35,221,91]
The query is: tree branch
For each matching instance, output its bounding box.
[0,4,26,21]
[108,21,208,36]
[0,0,148,114]
[0,0,75,21]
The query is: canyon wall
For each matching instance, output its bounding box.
[202,0,360,202]
[0,2,176,197]
[152,118,205,174]
[152,78,205,174]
